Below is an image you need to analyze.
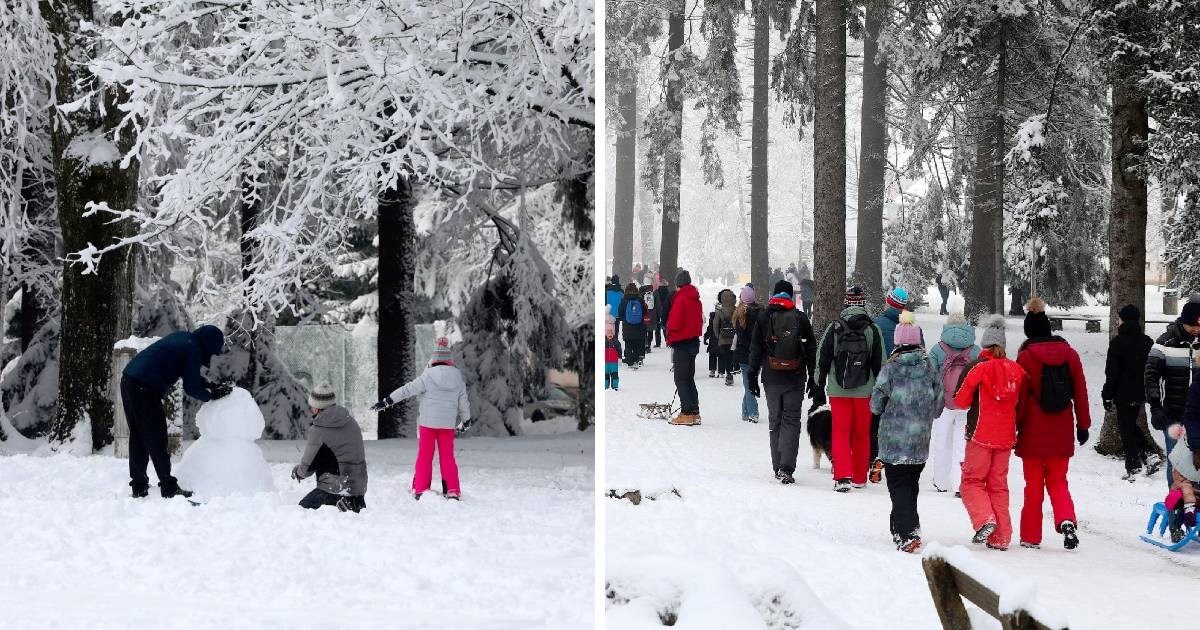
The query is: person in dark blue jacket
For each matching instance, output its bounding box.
[121,324,230,498]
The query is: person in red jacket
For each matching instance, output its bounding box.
[953,315,1027,550]
[666,269,704,425]
[1014,298,1090,550]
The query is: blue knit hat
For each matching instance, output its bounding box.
[885,287,909,310]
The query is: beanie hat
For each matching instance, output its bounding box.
[430,337,454,365]
[1023,297,1052,338]
[675,269,692,287]
[980,314,1007,349]
[885,287,909,311]
[739,286,756,304]
[308,382,336,410]
[1119,304,1141,323]
[893,310,923,347]
[946,312,967,326]
[845,286,867,308]
[1181,301,1200,327]
[773,279,794,298]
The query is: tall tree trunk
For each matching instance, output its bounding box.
[1108,80,1149,333]
[19,283,45,352]
[965,27,1006,323]
[377,172,417,439]
[854,0,886,303]
[237,174,261,391]
[638,194,657,269]
[991,29,1007,312]
[613,67,637,282]
[659,4,685,284]
[750,0,770,300]
[45,0,138,450]
[812,0,847,332]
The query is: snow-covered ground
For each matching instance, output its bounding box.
[0,432,593,629]
[605,282,1199,629]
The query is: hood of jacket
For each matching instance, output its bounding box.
[424,364,465,391]
[1020,336,1072,366]
[881,307,900,323]
[675,283,699,303]
[940,322,977,350]
[891,347,929,373]
[1117,321,1143,337]
[840,305,870,322]
[718,289,736,311]
[313,404,353,429]
[193,325,225,359]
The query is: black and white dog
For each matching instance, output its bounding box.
[806,404,833,469]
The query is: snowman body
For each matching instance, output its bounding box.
[176,387,275,497]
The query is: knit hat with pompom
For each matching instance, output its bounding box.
[946,312,967,326]
[430,337,454,366]
[980,314,1007,349]
[1024,297,1052,338]
[893,310,923,347]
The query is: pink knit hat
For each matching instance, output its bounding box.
[739,286,756,304]
[430,337,454,365]
[893,311,922,347]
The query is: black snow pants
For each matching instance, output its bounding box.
[672,339,701,414]
[885,462,925,541]
[1116,403,1148,473]
[121,375,175,489]
[764,370,806,475]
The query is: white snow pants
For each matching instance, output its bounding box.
[930,407,968,493]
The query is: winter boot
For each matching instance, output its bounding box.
[899,537,923,553]
[669,413,701,426]
[747,415,759,423]
[986,543,1008,551]
[709,370,717,378]
[779,471,795,485]
[869,459,884,484]
[130,479,150,499]
[1121,467,1142,482]
[892,532,902,549]
[775,469,787,481]
[834,478,851,493]
[1060,520,1079,550]
[413,492,422,501]
[1019,541,1040,549]
[852,482,867,489]
[724,374,734,387]
[1145,453,1165,476]
[972,522,996,545]
[336,496,366,513]
[159,478,193,499]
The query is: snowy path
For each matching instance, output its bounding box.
[605,284,1198,629]
[0,433,593,629]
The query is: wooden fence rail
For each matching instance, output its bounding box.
[922,555,1065,630]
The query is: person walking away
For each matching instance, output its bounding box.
[1146,301,1200,487]
[928,313,981,494]
[617,283,648,368]
[633,262,645,285]
[816,286,885,491]
[605,326,622,391]
[732,285,763,422]
[655,279,672,349]
[1103,304,1161,480]
[666,269,704,425]
[748,280,818,484]
[799,278,815,319]
[1014,298,1090,550]
[121,324,230,498]
[952,315,1026,550]
[292,383,368,512]
[704,299,720,377]
[871,312,943,551]
[871,287,912,478]
[936,275,951,316]
[715,289,737,385]
[372,338,471,500]
[640,285,657,355]
[606,275,623,320]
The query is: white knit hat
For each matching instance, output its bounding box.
[308,382,336,410]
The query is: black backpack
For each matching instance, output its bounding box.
[767,309,805,371]
[719,314,736,344]
[832,316,874,389]
[1040,363,1073,412]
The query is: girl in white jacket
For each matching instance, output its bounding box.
[372,338,471,499]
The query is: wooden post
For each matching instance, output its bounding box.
[111,348,137,458]
[922,557,972,630]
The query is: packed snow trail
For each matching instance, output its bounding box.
[606,283,1199,629]
[0,433,593,629]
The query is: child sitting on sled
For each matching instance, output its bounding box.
[1165,424,1199,541]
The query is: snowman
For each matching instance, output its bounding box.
[176,387,275,499]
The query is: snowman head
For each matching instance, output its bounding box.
[308,382,336,414]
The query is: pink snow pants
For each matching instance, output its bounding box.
[830,396,872,485]
[413,426,460,497]
[960,441,1012,548]
[1020,456,1076,545]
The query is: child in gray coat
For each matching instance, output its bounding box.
[372,338,471,499]
[291,382,368,512]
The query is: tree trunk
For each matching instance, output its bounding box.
[992,29,1007,313]
[749,0,771,300]
[1108,80,1149,333]
[45,0,138,451]
[965,27,1007,324]
[377,172,417,439]
[638,194,657,270]
[854,0,887,302]
[812,0,847,333]
[19,283,46,352]
[659,4,685,284]
[613,66,637,282]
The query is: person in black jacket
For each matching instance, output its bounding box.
[616,283,648,368]
[747,280,818,484]
[655,281,672,349]
[732,285,762,422]
[121,325,230,498]
[1103,304,1161,479]
[1145,302,1200,485]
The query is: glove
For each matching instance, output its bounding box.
[209,380,234,400]
[1151,407,1167,430]
[1076,428,1089,445]
[1102,399,1114,413]
[1183,507,1197,529]
[371,396,394,412]
[290,465,305,482]
[809,384,827,408]
[748,379,760,398]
